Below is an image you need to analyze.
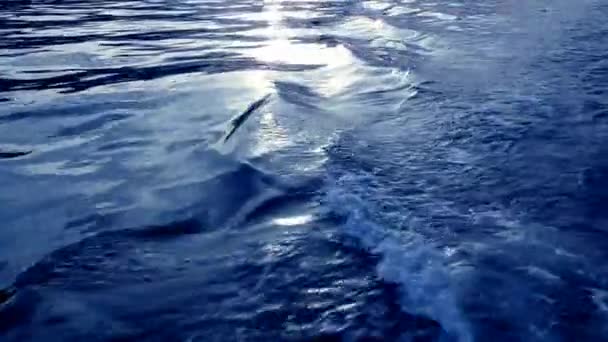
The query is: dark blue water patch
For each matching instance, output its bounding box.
[63,212,119,232]
[1,15,262,33]
[293,34,342,48]
[0,286,13,304]
[461,247,608,342]
[0,59,321,94]
[578,149,608,228]
[0,287,20,327]
[11,218,205,290]
[0,94,170,123]
[274,81,323,110]
[0,150,31,160]
[163,51,243,63]
[592,110,608,121]
[282,15,342,29]
[0,0,267,32]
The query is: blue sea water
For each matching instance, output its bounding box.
[1,0,608,341]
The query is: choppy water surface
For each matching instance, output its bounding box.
[1,0,608,341]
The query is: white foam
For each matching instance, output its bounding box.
[325,176,473,342]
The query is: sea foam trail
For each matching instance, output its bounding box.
[325,174,472,342]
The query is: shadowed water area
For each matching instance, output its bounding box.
[1,0,608,341]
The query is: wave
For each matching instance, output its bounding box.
[324,173,472,342]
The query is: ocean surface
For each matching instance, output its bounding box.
[1,0,608,341]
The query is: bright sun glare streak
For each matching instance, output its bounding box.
[251,0,352,67]
[243,0,291,157]
[273,214,314,226]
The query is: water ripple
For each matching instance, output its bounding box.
[1,0,608,341]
